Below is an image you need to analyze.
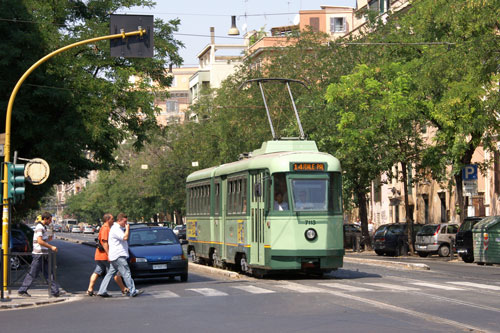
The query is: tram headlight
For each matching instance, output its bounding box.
[305,228,317,241]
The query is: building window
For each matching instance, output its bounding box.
[368,0,386,13]
[309,17,319,32]
[330,17,346,33]
[166,100,178,113]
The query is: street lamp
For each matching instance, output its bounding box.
[228,16,240,35]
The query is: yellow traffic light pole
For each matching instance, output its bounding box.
[2,28,146,293]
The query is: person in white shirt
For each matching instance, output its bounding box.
[274,192,289,211]
[18,212,60,297]
[97,213,143,297]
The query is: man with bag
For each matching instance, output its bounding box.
[86,213,127,296]
[18,212,61,297]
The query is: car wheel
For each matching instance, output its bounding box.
[375,250,384,256]
[438,244,450,257]
[462,254,474,263]
[180,273,188,282]
[417,252,429,258]
[10,256,21,270]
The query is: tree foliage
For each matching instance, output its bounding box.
[0,0,183,214]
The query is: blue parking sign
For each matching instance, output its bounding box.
[462,165,478,180]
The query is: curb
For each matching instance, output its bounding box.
[188,262,247,279]
[0,297,67,310]
[344,257,430,271]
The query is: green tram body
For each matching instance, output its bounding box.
[186,140,344,274]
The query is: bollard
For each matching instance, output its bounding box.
[356,236,361,252]
[450,239,454,260]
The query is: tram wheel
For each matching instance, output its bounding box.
[189,248,198,264]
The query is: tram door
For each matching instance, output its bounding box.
[250,171,267,266]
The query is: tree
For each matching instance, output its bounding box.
[382,0,500,222]
[0,0,183,214]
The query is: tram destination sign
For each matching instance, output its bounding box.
[291,162,326,172]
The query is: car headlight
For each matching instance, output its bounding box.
[135,257,148,263]
[305,228,317,241]
[171,255,185,261]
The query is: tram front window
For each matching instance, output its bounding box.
[291,179,328,211]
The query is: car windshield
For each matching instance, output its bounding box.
[418,225,439,236]
[129,228,178,246]
[460,218,484,232]
[387,224,405,234]
[374,225,388,236]
[291,179,328,211]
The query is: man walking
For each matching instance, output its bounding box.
[97,213,142,297]
[87,213,128,296]
[18,212,61,297]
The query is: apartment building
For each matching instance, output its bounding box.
[156,67,197,126]
[189,27,246,105]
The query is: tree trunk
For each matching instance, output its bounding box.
[401,161,415,255]
[355,189,371,249]
[455,173,464,224]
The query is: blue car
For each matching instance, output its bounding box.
[128,226,188,281]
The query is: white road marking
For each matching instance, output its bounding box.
[231,285,275,294]
[448,282,500,291]
[364,283,420,291]
[149,290,180,298]
[186,288,228,296]
[318,282,373,292]
[409,282,464,291]
[277,281,325,293]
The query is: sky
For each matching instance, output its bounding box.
[119,0,357,66]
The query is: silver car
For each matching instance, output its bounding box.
[415,223,458,257]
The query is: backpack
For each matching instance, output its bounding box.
[95,237,105,252]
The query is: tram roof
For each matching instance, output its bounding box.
[186,140,341,183]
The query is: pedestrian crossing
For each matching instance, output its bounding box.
[138,279,500,299]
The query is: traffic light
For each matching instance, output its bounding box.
[7,163,25,204]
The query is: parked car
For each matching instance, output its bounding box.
[173,224,186,240]
[456,217,485,263]
[128,226,188,281]
[373,223,424,256]
[83,226,95,234]
[343,224,363,249]
[415,223,459,257]
[71,226,82,233]
[0,229,31,270]
[52,224,62,232]
[12,222,34,249]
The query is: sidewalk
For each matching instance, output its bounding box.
[0,287,77,310]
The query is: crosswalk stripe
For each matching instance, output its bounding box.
[364,283,420,291]
[409,282,464,291]
[318,282,373,292]
[448,282,500,291]
[231,285,275,294]
[277,282,325,293]
[186,288,228,296]
[150,290,180,298]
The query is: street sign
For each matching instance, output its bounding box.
[110,14,154,58]
[463,180,478,196]
[462,165,478,180]
[25,158,50,185]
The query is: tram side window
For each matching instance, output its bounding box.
[227,178,247,215]
[328,172,342,213]
[214,183,220,216]
[189,184,211,215]
[273,173,289,211]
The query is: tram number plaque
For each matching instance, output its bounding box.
[291,162,325,172]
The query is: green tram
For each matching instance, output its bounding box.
[186,139,344,276]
